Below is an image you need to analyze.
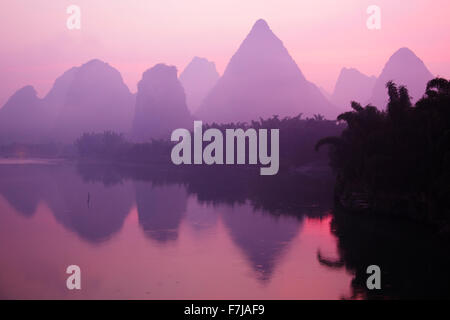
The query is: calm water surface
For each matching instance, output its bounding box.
[1,161,449,299]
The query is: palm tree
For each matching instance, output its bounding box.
[316,78,450,226]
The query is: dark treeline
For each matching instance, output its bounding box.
[74,115,343,216]
[76,162,335,218]
[75,131,171,164]
[75,115,344,170]
[317,78,450,230]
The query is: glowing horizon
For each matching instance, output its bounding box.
[1,0,449,106]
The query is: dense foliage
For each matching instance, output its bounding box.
[75,115,344,170]
[75,131,172,164]
[317,78,450,227]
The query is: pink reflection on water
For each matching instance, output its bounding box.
[0,192,352,299]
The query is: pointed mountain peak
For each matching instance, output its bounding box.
[251,19,270,32]
[337,67,376,82]
[197,19,335,122]
[231,18,289,62]
[246,19,276,41]
[1,85,39,113]
[386,47,428,68]
[369,47,434,107]
[332,67,376,108]
[13,85,37,98]
[391,47,417,59]
[180,57,219,113]
[83,58,108,67]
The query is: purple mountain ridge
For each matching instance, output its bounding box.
[0,59,135,143]
[319,87,332,101]
[0,86,49,143]
[179,57,219,113]
[331,67,376,109]
[52,59,134,142]
[196,19,337,122]
[43,66,79,118]
[132,64,192,141]
[369,47,434,108]
[0,45,440,144]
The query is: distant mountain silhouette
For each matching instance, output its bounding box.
[0,60,134,143]
[0,46,438,144]
[43,67,79,119]
[196,19,336,122]
[180,57,219,113]
[0,86,50,144]
[132,64,192,141]
[319,87,332,101]
[369,48,434,108]
[52,59,134,142]
[331,68,376,109]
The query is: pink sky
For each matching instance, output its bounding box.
[1,0,449,106]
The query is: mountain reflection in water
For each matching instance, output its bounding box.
[0,161,448,299]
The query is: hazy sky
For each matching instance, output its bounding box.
[1,0,449,106]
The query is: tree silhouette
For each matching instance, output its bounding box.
[316,78,450,229]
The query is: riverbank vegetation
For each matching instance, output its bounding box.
[316,78,450,230]
[74,115,344,171]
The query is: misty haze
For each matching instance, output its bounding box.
[1,3,450,301]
